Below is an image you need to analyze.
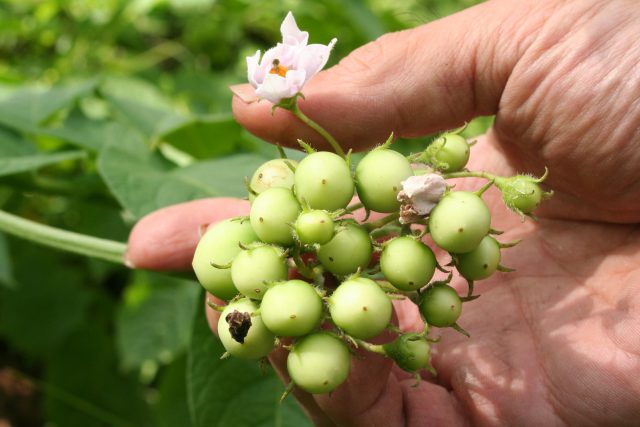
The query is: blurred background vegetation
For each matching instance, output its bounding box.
[0,0,485,425]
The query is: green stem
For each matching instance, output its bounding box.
[365,212,400,232]
[354,339,386,355]
[290,103,346,158]
[0,209,127,264]
[443,171,496,180]
[343,202,364,214]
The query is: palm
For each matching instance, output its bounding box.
[403,209,640,425]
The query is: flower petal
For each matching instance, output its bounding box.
[255,71,303,104]
[280,11,309,46]
[246,50,261,88]
[297,38,337,82]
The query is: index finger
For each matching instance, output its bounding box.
[126,198,249,271]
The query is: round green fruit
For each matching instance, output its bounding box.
[433,134,470,172]
[260,280,323,336]
[218,299,275,359]
[192,218,258,300]
[355,149,413,212]
[501,176,543,213]
[249,158,297,201]
[383,333,432,373]
[231,245,288,299]
[419,284,462,327]
[250,187,300,246]
[329,277,392,339]
[294,151,354,211]
[317,222,372,276]
[295,210,334,245]
[380,236,437,291]
[287,332,351,394]
[456,235,501,281]
[428,191,491,253]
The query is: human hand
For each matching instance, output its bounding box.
[128,0,640,425]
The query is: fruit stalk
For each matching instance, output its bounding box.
[290,102,346,158]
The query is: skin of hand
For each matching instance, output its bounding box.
[127,0,640,425]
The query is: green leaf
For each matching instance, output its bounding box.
[98,129,270,218]
[0,80,97,132]
[0,126,36,155]
[97,129,219,218]
[39,109,129,152]
[116,271,200,372]
[336,0,386,39]
[0,233,15,288]
[187,300,311,427]
[154,356,194,427]
[177,152,272,198]
[0,240,93,356]
[44,325,152,427]
[0,150,86,177]
[162,115,242,159]
[106,95,188,140]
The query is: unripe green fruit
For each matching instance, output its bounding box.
[295,210,334,245]
[192,218,258,300]
[383,333,431,373]
[218,299,275,359]
[249,158,297,201]
[428,191,491,253]
[419,284,462,327]
[433,134,470,172]
[231,245,288,299]
[380,237,436,291]
[355,149,413,213]
[260,280,323,336]
[287,332,351,394]
[317,223,372,276]
[250,187,300,246]
[456,235,501,280]
[294,151,354,211]
[500,176,543,213]
[329,277,392,339]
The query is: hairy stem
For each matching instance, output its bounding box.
[290,103,346,158]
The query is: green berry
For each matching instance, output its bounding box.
[249,158,297,201]
[419,284,462,327]
[428,191,491,253]
[498,175,543,214]
[317,222,372,276]
[192,218,257,300]
[456,235,501,280]
[329,277,392,339]
[380,236,437,291]
[218,299,275,359]
[355,149,413,213]
[287,332,351,394]
[383,333,432,373]
[294,151,354,211]
[260,280,323,336]
[231,245,288,299]
[250,187,300,246]
[432,134,470,172]
[295,210,334,245]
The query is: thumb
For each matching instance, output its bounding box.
[232,0,539,150]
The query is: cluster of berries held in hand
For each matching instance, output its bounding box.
[192,129,552,396]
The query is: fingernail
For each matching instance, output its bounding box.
[229,84,258,104]
[198,223,209,238]
[123,252,136,269]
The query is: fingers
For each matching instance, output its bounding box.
[232,0,538,151]
[126,198,249,270]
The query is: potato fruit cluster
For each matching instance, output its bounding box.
[192,131,551,395]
